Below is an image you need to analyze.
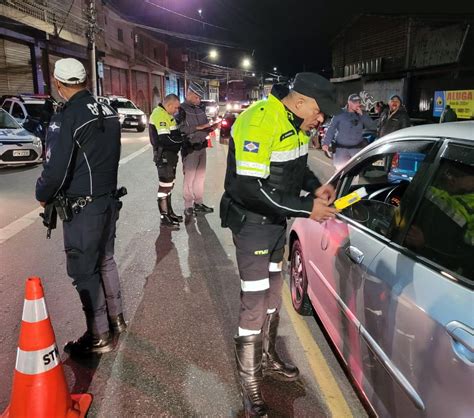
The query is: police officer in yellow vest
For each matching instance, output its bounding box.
[149,94,184,226]
[220,73,340,416]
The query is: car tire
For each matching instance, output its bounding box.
[136,125,146,133]
[290,239,313,316]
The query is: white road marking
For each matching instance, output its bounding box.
[0,144,151,245]
[119,144,151,166]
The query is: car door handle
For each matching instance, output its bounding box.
[345,245,364,264]
[446,321,474,363]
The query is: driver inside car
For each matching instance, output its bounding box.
[405,160,474,278]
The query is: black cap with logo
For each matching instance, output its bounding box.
[292,72,340,116]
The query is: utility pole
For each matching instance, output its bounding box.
[86,0,98,97]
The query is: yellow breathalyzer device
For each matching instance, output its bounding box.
[334,187,368,210]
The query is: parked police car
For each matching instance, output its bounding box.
[0,109,43,166]
[97,95,147,132]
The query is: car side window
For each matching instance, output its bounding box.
[404,151,474,284]
[337,141,435,238]
[11,103,25,120]
[1,101,11,112]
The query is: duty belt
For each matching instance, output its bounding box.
[244,210,285,225]
[67,192,112,213]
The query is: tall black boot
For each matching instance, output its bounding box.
[262,312,299,380]
[158,196,179,226]
[167,193,183,223]
[234,334,268,417]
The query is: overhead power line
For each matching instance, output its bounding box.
[144,0,229,31]
[106,12,243,50]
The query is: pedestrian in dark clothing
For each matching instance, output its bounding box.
[440,105,458,123]
[179,82,220,220]
[377,94,411,138]
[322,93,377,170]
[36,58,126,356]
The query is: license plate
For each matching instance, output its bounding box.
[13,150,30,157]
[372,159,384,166]
[129,122,138,126]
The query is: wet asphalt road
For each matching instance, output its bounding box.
[0,130,366,417]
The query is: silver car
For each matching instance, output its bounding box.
[0,109,43,166]
[289,122,473,417]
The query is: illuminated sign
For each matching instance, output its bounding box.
[433,90,474,119]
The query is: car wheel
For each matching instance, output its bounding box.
[137,126,146,132]
[290,239,313,316]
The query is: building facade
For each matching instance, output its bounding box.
[330,14,474,120]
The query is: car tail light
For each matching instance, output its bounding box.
[221,120,228,126]
[391,153,399,168]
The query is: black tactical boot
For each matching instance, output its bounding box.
[109,313,127,334]
[234,334,268,417]
[158,196,179,226]
[194,203,214,213]
[167,193,183,223]
[262,312,299,381]
[64,330,114,356]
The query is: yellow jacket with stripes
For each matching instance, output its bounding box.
[223,94,321,220]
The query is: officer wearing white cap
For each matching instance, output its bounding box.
[179,81,220,220]
[322,93,377,170]
[36,58,127,356]
[220,72,339,416]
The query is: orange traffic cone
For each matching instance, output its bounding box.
[207,134,213,148]
[2,277,92,418]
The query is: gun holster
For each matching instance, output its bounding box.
[219,192,247,235]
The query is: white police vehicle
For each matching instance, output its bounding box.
[1,94,56,125]
[0,109,43,166]
[97,95,147,132]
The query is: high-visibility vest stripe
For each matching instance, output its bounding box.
[22,297,48,323]
[269,262,282,272]
[241,278,270,292]
[15,343,60,375]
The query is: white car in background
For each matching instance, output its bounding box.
[0,109,42,166]
[97,95,147,132]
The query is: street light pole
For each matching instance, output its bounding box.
[86,0,98,97]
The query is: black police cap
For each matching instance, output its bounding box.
[292,72,340,116]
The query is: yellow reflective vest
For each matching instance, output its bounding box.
[224,94,321,219]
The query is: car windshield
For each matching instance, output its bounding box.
[24,103,45,119]
[111,100,136,110]
[0,110,21,129]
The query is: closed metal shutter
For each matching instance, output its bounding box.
[132,70,148,112]
[0,38,34,96]
[103,65,128,97]
[151,74,162,108]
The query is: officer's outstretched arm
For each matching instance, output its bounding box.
[36,116,75,203]
[233,176,314,219]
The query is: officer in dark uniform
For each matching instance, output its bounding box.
[149,94,183,226]
[36,58,126,356]
[220,73,340,416]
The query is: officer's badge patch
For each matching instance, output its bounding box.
[280,130,295,141]
[159,122,166,126]
[49,122,60,131]
[243,141,259,153]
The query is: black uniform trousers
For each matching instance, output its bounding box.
[63,195,122,335]
[233,221,287,332]
[157,149,179,185]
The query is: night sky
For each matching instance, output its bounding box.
[111,0,474,77]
